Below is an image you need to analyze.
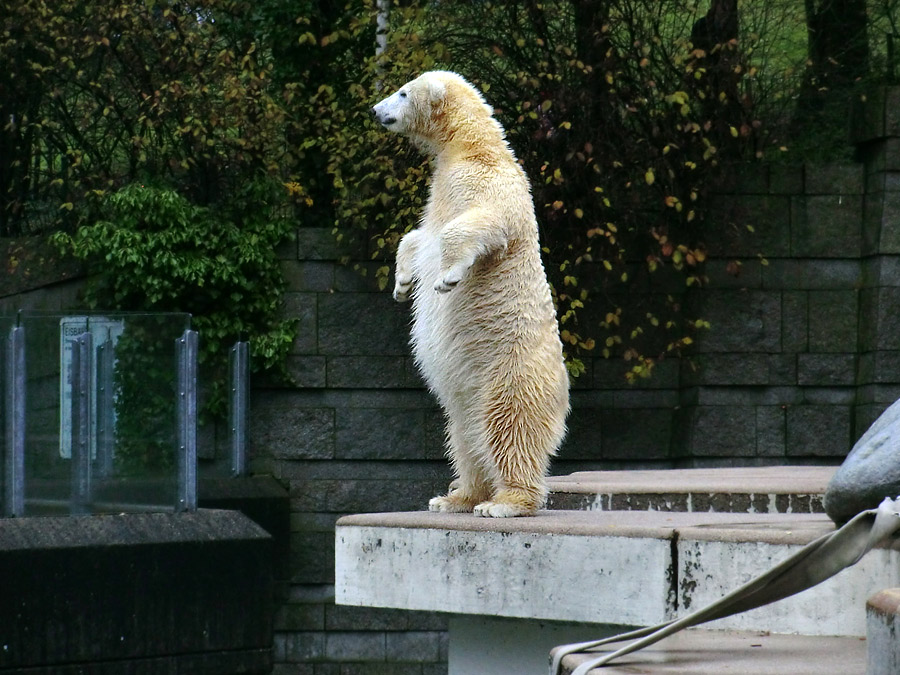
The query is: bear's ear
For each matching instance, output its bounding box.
[424,78,446,104]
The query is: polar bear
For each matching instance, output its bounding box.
[372,71,569,517]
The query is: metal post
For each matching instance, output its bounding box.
[229,341,250,477]
[4,326,25,517]
[70,332,92,515]
[95,337,115,478]
[176,330,198,512]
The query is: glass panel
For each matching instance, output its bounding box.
[13,311,191,515]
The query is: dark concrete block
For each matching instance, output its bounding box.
[689,290,781,353]
[756,406,786,457]
[281,261,335,293]
[768,164,804,195]
[327,356,416,389]
[681,354,769,386]
[808,290,859,352]
[335,408,429,460]
[0,511,273,674]
[251,400,334,460]
[786,405,852,457]
[285,356,328,388]
[683,406,756,457]
[804,163,864,195]
[791,195,863,258]
[600,408,672,460]
[797,353,857,386]
[318,294,411,356]
[283,292,318,355]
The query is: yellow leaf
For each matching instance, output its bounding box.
[644,169,655,185]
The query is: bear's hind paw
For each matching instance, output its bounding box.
[473,500,534,518]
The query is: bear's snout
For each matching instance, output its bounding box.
[372,106,397,128]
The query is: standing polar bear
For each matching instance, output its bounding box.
[372,71,569,517]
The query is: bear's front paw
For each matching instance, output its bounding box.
[393,273,413,302]
[434,267,464,293]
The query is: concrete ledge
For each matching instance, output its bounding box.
[336,509,900,636]
[547,467,834,513]
[867,588,900,675]
[552,629,867,675]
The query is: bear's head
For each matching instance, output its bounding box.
[371,71,499,152]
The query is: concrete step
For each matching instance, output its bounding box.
[552,628,867,675]
[336,508,900,638]
[867,588,900,675]
[547,466,834,513]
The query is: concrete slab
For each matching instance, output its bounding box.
[335,509,900,634]
[867,588,900,675]
[552,629,867,675]
[547,467,834,513]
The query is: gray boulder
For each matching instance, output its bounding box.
[825,398,900,523]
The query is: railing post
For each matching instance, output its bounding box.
[4,326,25,517]
[176,330,198,512]
[95,337,116,478]
[229,341,250,477]
[70,332,92,515]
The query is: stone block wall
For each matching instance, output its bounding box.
[253,96,900,672]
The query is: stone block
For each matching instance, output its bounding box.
[763,259,862,290]
[786,405,852,457]
[768,163,804,194]
[558,407,602,461]
[704,258,762,289]
[877,191,900,253]
[860,287,900,351]
[706,195,792,257]
[275,603,325,631]
[296,227,365,261]
[385,631,444,663]
[731,164,770,194]
[756,406,786,457]
[768,354,798,385]
[327,356,415,389]
[689,290,781,353]
[318,294,411,356]
[791,195,863,258]
[682,406,756,457]
[781,290,808,353]
[274,632,325,662]
[681,354,770,386]
[335,408,431,460]
[600,408,672,460]
[808,290,859,352]
[324,632,387,662]
[283,292,317,354]
[592,357,679,390]
[251,403,334,460]
[804,163,864,195]
[333,262,393,293]
[281,261,335,292]
[285,356,328,388]
[797,354,857,386]
[858,351,900,384]
[863,255,900,287]
[291,531,335,584]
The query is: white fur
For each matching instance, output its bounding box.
[373,71,569,517]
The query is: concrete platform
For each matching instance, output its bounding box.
[547,466,834,513]
[335,508,900,636]
[867,588,900,675]
[552,629,868,675]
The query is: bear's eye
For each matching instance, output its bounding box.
[399,91,407,98]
